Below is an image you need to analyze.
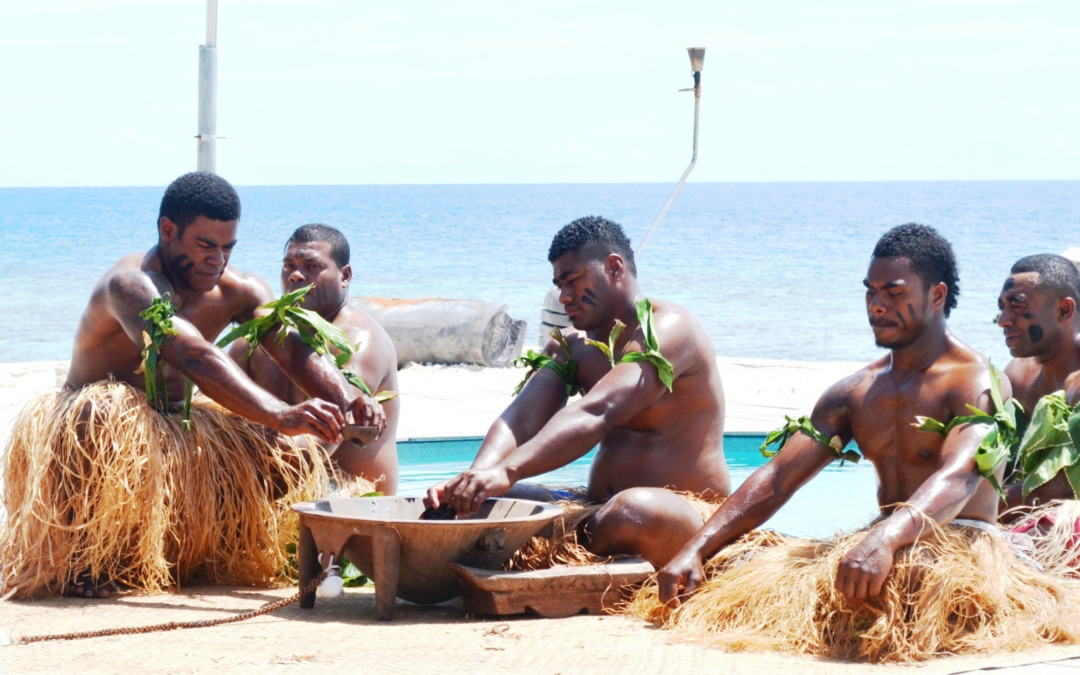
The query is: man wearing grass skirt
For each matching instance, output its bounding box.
[0,172,385,599]
[426,216,731,568]
[230,223,400,494]
[634,225,1080,662]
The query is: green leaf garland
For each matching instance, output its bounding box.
[218,285,398,403]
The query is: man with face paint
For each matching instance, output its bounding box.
[655,223,1008,607]
[230,224,400,494]
[997,254,1080,506]
[426,216,731,568]
[64,173,384,436]
[1,173,385,599]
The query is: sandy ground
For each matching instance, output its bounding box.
[0,357,865,445]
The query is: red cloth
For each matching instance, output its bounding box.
[1010,508,1080,550]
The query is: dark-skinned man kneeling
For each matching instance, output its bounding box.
[230,224,400,494]
[627,224,1080,662]
[426,216,730,569]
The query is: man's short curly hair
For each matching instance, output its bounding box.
[547,216,636,276]
[872,223,960,318]
[1011,254,1080,304]
[287,223,350,268]
[158,172,241,237]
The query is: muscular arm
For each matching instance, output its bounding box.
[658,377,852,604]
[471,365,570,471]
[834,367,1004,600]
[106,271,343,440]
[425,338,569,508]
[238,278,385,432]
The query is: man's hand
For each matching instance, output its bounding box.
[658,548,706,607]
[835,532,896,601]
[273,399,345,444]
[344,393,387,436]
[441,467,513,517]
[424,479,450,510]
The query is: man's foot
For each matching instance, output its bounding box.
[65,572,116,599]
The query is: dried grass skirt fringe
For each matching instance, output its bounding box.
[624,521,1080,662]
[0,381,330,598]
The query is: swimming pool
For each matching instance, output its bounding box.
[397,434,881,538]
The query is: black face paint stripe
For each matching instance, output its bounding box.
[581,288,598,307]
[907,303,917,323]
[1029,325,1045,343]
[896,311,908,330]
[170,254,195,276]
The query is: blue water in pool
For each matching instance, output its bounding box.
[397,434,880,539]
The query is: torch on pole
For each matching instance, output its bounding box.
[196,0,219,173]
[635,47,705,257]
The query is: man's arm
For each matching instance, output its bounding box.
[657,377,854,606]
[106,270,345,441]
[439,323,699,516]
[834,367,1003,601]
[425,338,570,509]
[237,277,386,433]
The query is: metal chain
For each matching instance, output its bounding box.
[14,571,329,646]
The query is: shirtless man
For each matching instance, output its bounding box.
[68,173,384,437]
[659,223,1005,605]
[59,173,385,596]
[997,254,1080,506]
[230,224,400,493]
[426,216,730,566]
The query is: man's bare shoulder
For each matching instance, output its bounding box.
[818,358,884,411]
[216,266,273,304]
[340,300,397,357]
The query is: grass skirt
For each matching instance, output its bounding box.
[505,489,722,571]
[0,381,330,598]
[624,521,1080,662]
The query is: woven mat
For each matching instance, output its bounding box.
[3,587,1080,674]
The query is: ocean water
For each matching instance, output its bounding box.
[1,181,1077,366]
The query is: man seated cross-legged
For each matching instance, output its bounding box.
[0,173,385,599]
[629,224,1080,662]
[425,216,731,569]
[229,223,400,494]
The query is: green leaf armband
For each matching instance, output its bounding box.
[911,362,1024,501]
[760,415,860,465]
[219,285,398,404]
[584,298,675,392]
[1011,391,1080,500]
[137,294,193,431]
[514,327,580,397]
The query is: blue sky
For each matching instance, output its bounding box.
[1,1,1076,186]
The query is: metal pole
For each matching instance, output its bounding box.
[197,0,219,173]
[636,47,705,257]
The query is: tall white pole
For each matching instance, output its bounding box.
[636,47,706,257]
[197,0,219,173]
